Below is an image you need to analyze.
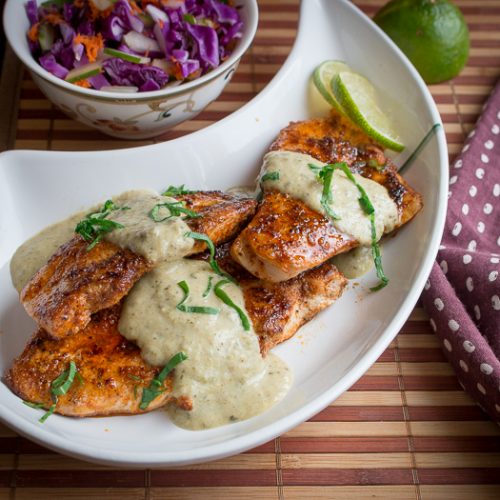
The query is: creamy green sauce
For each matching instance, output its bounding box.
[104,189,194,263]
[10,211,86,293]
[260,151,399,246]
[331,246,375,279]
[119,259,292,430]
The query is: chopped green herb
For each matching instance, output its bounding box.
[368,212,389,292]
[398,123,441,174]
[139,352,188,410]
[214,279,251,331]
[127,374,142,383]
[176,280,219,315]
[184,231,236,282]
[50,360,77,397]
[39,403,57,424]
[202,276,214,298]
[310,162,389,291]
[149,201,201,222]
[261,171,280,182]
[75,199,128,251]
[23,361,80,423]
[23,401,45,410]
[162,185,196,197]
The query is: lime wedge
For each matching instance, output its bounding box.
[312,60,351,111]
[332,71,405,152]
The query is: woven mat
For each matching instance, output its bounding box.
[1,1,500,499]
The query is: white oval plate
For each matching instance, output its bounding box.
[0,0,448,467]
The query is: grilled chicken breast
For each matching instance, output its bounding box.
[230,191,357,282]
[269,112,422,223]
[20,191,257,340]
[231,112,423,281]
[5,305,192,417]
[213,243,348,354]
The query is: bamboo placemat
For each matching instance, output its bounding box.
[1,1,500,499]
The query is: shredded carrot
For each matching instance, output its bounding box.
[129,1,143,14]
[87,1,114,20]
[142,0,162,7]
[28,23,39,43]
[74,33,104,62]
[74,79,92,88]
[158,19,164,29]
[73,0,85,8]
[171,61,184,81]
[44,13,63,25]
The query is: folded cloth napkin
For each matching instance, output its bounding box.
[421,80,500,422]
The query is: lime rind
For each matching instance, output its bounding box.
[332,71,405,152]
[312,60,351,111]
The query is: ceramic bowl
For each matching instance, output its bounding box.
[3,0,258,140]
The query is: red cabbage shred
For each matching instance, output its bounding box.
[25,0,243,92]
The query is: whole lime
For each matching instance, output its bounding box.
[374,0,470,84]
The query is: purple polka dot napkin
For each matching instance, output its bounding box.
[421,80,500,422]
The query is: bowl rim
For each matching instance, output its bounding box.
[3,0,259,102]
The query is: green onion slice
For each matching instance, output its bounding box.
[65,67,101,83]
[214,279,251,331]
[184,231,236,282]
[139,352,188,410]
[176,280,219,315]
[183,13,197,24]
[75,199,128,250]
[149,201,201,222]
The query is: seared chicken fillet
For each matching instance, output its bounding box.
[20,192,257,340]
[5,305,192,417]
[212,243,348,354]
[231,113,423,281]
[269,112,422,224]
[231,191,357,282]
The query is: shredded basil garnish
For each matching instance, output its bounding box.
[214,279,251,331]
[184,231,236,282]
[149,201,201,222]
[23,361,79,423]
[261,171,280,182]
[23,401,45,410]
[202,276,214,298]
[75,200,128,251]
[310,162,389,291]
[398,123,441,174]
[139,352,188,410]
[257,171,280,201]
[176,280,219,315]
[162,185,196,197]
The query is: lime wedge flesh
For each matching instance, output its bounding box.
[312,60,351,111]
[332,71,405,152]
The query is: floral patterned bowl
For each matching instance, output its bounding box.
[3,0,258,140]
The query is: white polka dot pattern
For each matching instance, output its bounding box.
[421,85,500,423]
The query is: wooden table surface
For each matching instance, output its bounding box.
[0,1,499,499]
